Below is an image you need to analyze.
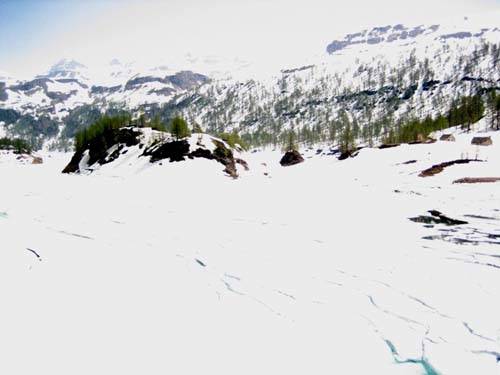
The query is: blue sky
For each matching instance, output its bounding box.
[1,0,499,78]
[0,1,107,54]
[0,0,115,76]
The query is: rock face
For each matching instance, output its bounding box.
[471,136,492,146]
[144,140,191,163]
[62,127,142,174]
[62,127,247,178]
[143,138,241,178]
[410,210,468,226]
[280,150,304,167]
[440,134,455,142]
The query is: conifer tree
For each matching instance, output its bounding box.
[284,129,298,152]
[170,116,191,140]
[339,122,356,154]
[150,115,166,131]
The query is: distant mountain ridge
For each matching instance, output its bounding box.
[0,16,499,150]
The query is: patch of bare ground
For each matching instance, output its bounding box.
[419,159,482,177]
[453,177,500,184]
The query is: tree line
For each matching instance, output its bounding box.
[0,137,32,154]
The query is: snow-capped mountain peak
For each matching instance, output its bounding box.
[42,59,89,81]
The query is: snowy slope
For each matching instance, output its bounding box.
[1,123,499,374]
[0,14,499,149]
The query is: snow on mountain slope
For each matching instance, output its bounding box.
[42,58,90,81]
[1,123,499,374]
[0,14,499,149]
[170,16,500,143]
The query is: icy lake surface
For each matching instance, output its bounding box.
[1,129,499,374]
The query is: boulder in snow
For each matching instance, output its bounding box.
[440,134,455,142]
[280,150,304,167]
[471,136,492,146]
[31,156,43,164]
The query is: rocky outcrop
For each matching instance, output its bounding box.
[327,24,442,54]
[144,140,191,163]
[440,32,473,40]
[124,71,209,91]
[62,127,142,173]
[0,82,7,101]
[379,143,400,149]
[410,210,468,226]
[63,128,246,178]
[280,150,304,166]
[440,134,455,142]
[62,150,84,174]
[143,138,241,177]
[419,159,482,177]
[471,137,492,146]
[31,156,43,164]
[211,140,239,178]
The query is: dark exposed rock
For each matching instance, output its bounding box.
[145,139,190,163]
[338,146,363,160]
[46,90,77,102]
[408,138,436,145]
[55,78,88,89]
[419,159,482,177]
[63,128,245,178]
[125,76,164,90]
[62,150,84,174]
[379,143,400,149]
[281,65,315,75]
[338,151,353,160]
[104,145,124,164]
[461,76,491,83]
[0,108,21,124]
[280,150,304,166]
[116,128,142,147]
[148,87,175,96]
[88,128,141,166]
[166,71,209,90]
[91,85,121,95]
[0,82,7,101]
[422,80,440,91]
[402,84,418,100]
[212,140,238,178]
[440,32,473,40]
[453,177,500,184]
[408,26,425,38]
[371,25,391,34]
[326,40,352,54]
[145,138,241,178]
[367,37,384,45]
[62,127,141,173]
[410,210,468,226]
[188,147,214,160]
[471,137,492,146]
[10,78,51,92]
[235,158,249,171]
[440,134,455,142]
[402,160,417,165]
[326,24,439,54]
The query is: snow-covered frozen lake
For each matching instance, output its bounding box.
[1,130,499,374]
